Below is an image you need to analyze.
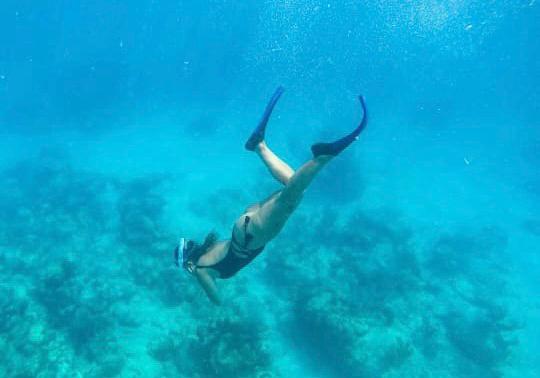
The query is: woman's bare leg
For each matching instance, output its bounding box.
[249,94,368,243]
[245,86,292,185]
[252,155,332,241]
[279,155,332,203]
[255,141,294,185]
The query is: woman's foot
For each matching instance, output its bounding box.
[311,95,368,157]
[245,86,285,151]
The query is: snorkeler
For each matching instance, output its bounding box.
[174,86,368,305]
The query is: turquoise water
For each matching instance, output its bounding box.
[1,1,539,377]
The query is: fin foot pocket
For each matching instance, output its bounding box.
[311,94,368,157]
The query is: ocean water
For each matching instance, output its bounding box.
[1,1,539,377]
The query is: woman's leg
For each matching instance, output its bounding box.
[279,155,332,204]
[251,155,332,241]
[255,141,294,185]
[251,95,368,241]
[245,86,293,185]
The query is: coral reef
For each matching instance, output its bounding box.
[117,176,168,250]
[263,203,520,377]
[0,151,525,377]
[380,337,414,371]
[263,205,420,376]
[443,309,518,375]
[188,316,271,378]
[0,149,112,256]
[0,153,131,377]
[147,314,273,378]
[33,259,130,375]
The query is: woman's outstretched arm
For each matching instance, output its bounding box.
[194,269,221,305]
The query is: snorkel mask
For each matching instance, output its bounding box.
[174,237,197,272]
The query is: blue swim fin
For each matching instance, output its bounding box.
[311,95,368,157]
[245,86,285,151]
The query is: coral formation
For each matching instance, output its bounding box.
[117,176,167,250]
[263,203,520,377]
[147,314,273,378]
[188,316,271,378]
[380,337,414,371]
[0,151,525,377]
[443,309,518,374]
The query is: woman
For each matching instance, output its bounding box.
[175,86,368,305]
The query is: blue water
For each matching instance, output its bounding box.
[1,1,539,377]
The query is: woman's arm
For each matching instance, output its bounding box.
[194,268,221,305]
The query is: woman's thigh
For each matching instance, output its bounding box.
[251,190,302,242]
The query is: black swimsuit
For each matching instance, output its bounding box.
[198,215,265,279]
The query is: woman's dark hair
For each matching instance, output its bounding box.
[193,231,218,257]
